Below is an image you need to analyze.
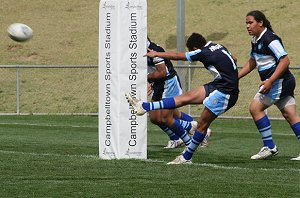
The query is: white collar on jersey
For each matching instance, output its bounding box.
[253,28,267,43]
[147,39,151,48]
[205,41,212,47]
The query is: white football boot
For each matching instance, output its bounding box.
[164,139,183,149]
[125,93,147,116]
[188,121,198,136]
[200,128,212,148]
[167,155,192,165]
[250,146,279,160]
[291,154,300,161]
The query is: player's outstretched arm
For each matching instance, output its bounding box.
[145,49,187,61]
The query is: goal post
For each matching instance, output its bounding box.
[98,0,147,159]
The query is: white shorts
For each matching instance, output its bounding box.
[254,93,296,110]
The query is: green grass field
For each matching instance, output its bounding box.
[0,115,299,197]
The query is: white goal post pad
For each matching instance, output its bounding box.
[99,0,147,159]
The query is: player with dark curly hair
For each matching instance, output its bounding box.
[126,33,239,164]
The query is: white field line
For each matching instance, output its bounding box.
[0,150,299,172]
[144,159,300,172]
[0,150,98,159]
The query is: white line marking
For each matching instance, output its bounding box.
[143,159,300,172]
[0,150,98,159]
[0,150,299,172]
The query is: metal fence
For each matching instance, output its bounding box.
[0,65,299,119]
[0,65,98,115]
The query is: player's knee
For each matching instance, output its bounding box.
[249,104,259,116]
[161,117,173,126]
[282,113,291,123]
[149,117,161,125]
[150,117,170,126]
[281,111,298,124]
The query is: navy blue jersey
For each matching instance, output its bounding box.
[250,28,294,82]
[186,41,239,94]
[147,41,177,82]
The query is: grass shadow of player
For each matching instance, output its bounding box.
[206,32,228,41]
[165,32,228,49]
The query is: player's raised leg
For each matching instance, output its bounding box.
[125,86,206,115]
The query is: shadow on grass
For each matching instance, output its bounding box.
[165,32,229,49]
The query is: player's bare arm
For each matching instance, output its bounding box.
[267,55,290,84]
[260,55,290,93]
[238,58,256,79]
[147,63,167,83]
[146,50,187,61]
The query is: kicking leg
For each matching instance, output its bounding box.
[125,86,206,115]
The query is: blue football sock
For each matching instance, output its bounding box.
[176,118,192,131]
[183,130,206,160]
[168,119,191,146]
[291,122,300,140]
[255,115,275,149]
[142,98,176,111]
[180,112,193,122]
[158,124,180,141]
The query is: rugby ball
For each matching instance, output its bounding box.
[7,23,33,42]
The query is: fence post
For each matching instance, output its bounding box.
[16,65,20,115]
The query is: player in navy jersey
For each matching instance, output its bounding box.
[126,33,239,164]
[239,10,300,160]
[146,37,204,149]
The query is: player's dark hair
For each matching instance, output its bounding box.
[186,33,207,51]
[246,10,274,32]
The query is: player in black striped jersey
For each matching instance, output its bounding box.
[147,37,205,149]
[126,33,238,164]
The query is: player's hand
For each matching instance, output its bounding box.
[144,48,157,57]
[147,83,153,96]
[259,80,272,94]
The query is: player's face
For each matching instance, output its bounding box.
[188,47,198,52]
[246,15,263,37]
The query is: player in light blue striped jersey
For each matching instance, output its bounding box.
[239,10,300,160]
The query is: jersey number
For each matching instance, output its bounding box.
[222,50,237,70]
